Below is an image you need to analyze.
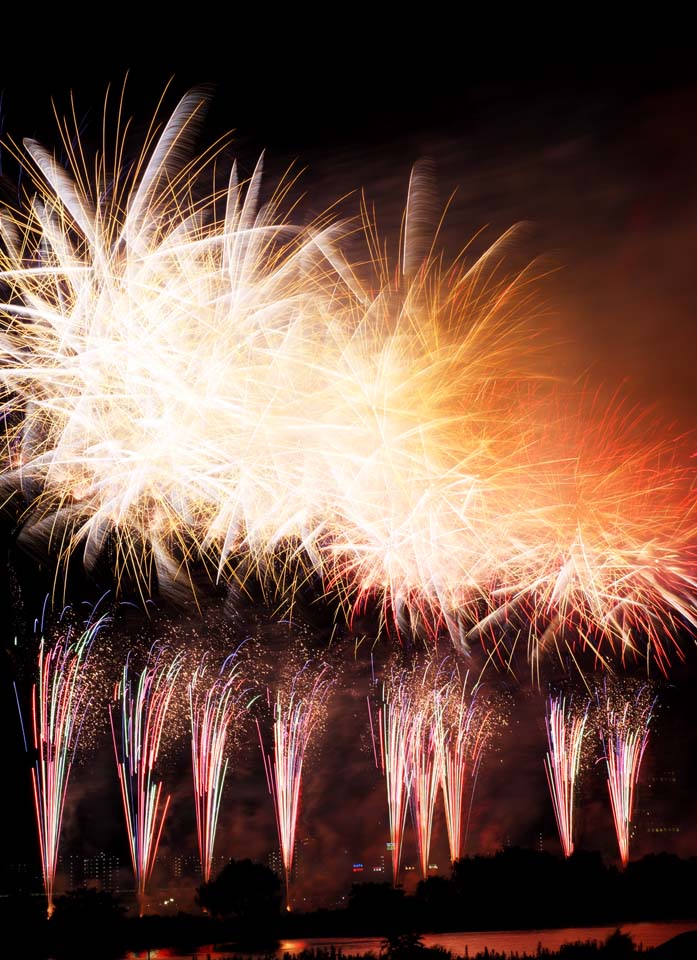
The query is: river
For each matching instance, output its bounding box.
[125,920,697,958]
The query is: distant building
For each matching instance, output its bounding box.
[638,770,681,842]
[69,852,120,893]
[267,841,298,882]
[173,854,202,880]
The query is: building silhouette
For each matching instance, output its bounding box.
[69,852,120,892]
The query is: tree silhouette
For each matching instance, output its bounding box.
[196,858,281,936]
[51,889,127,957]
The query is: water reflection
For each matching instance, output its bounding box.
[126,920,697,959]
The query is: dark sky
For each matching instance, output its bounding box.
[2,45,697,906]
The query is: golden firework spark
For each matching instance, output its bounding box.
[1,87,696,674]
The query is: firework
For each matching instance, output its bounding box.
[598,683,655,866]
[258,660,332,908]
[318,192,543,641]
[543,694,588,858]
[189,651,255,882]
[110,644,183,913]
[370,667,415,885]
[16,617,104,917]
[0,90,540,625]
[0,87,351,599]
[408,692,442,880]
[1,89,695,672]
[436,670,495,863]
[471,398,697,675]
[371,659,499,882]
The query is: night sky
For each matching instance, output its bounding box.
[2,42,697,908]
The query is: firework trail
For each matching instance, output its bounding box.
[110,645,183,913]
[408,690,442,880]
[16,618,104,917]
[258,660,332,908]
[189,651,255,882]
[370,668,413,885]
[543,694,588,858]
[598,683,655,867]
[436,669,495,863]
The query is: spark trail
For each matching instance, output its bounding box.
[598,683,655,867]
[189,651,255,882]
[371,666,415,885]
[17,618,103,917]
[110,644,183,914]
[436,669,495,863]
[258,660,332,908]
[543,694,588,858]
[408,690,442,881]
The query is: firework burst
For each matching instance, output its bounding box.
[472,397,697,676]
[0,87,349,600]
[1,89,695,676]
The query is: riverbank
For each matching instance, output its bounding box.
[124,928,697,959]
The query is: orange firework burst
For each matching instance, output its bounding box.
[320,172,547,640]
[472,393,697,675]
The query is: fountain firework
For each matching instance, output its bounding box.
[110,644,183,913]
[436,668,495,863]
[16,617,104,917]
[370,666,415,885]
[189,651,255,882]
[408,683,442,880]
[258,660,332,908]
[372,659,500,881]
[543,693,589,858]
[598,683,655,867]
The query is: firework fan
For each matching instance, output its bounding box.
[258,658,333,908]
[435,665,496,863]
[189,649,256,882]
[110,643,183,913]
[408,667,443,881]
[369,663,416,885]
[543,693,589,858]
[16,615,106,917]
[597,681,655,867]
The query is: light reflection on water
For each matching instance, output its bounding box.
[126,920,697,958]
